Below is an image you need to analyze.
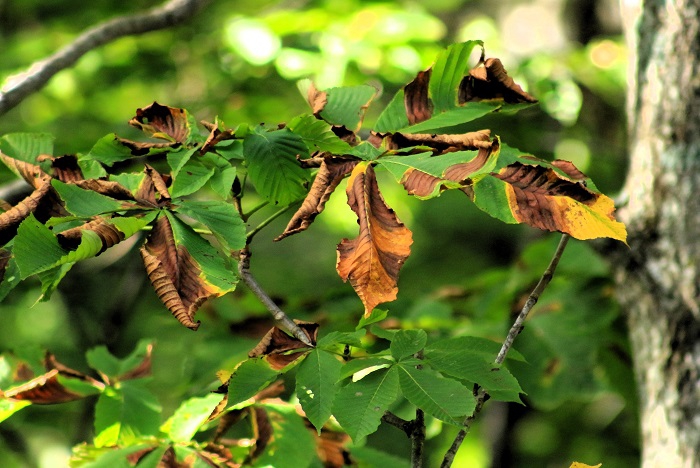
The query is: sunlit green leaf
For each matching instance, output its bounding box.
[93,382,161,448]
[339,357,394,380]
[85,134,135,166]
[295,348,342,431]
[162,393,223,442]
[317,329,366,348]
[52,180,125,217]
[288,114,354,153]
[174,199,246,251]
[227,358,280,408]
[256,402,317,468]
[317,85,377,132]
[0,399,31,423]
[0,133,54,163]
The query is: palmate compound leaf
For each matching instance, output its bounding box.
[336,162,413,316]
[374,42,537,134]
[243,128,311,206]
[333,366,399,442]
[295,348,343,432]
[468,145,627,242]
[140,212,238,330]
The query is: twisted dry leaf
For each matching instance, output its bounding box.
[275,157,359,241]
[337,163,413,316]
[248,322,318,370]
[0,176,63,246]
[129,102,191,143]
[57,217,125,252]
[459,57,538,104]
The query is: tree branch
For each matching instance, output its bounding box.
[237,248,314,347]
[0,0,207,117]
[441,234,570,468]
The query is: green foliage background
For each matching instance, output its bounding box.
[0,0,636,466]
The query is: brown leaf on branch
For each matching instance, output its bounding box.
[459,57,537,104]
[140,215,217,330]
[383,129,492,154]
[36,154,84,182]
[275,157,359,241]
[0,353,103,404]
[135,165,172,207]
[0,176,64,246]
[405,70,433,125]
[494,162,627,241]
[129,102,191,143]
[337,163,413,316]
[56,217,125,252]
[311,427,353,468]
[443,137,500,182]
[74,179,136,200]
[115,136,180,156]
[305,82,328,116]
[249,322,318,370]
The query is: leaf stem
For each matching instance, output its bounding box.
[246,204,294,243]
[237,248,314,347]
[440,234,570,468]
[242,200,269,220]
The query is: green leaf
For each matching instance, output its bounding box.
[402,102,501,134]
[295,349,342,431]
[430,41,483,112]
[352,446,410,468]
[110,212,158,238]
[36,264,72,302]
[165,212,238,294]
[339,357,394,380]
[397,364,474,425]
[317,329,366,348]
[227,358,280,407]
[14,214,102,278]
[333,367,399,441]
[108,173,146,196]
[71,444,157,468]
[0,399,31,423]
[0,133,54,163]
[209,166,237,199]
[93,381,161,448]
[356,308,388,330]
[77,157,108,179]
[424,337,523,402]
[167,147,199,177]
[390,330,427,360]
[288,114,354,153]
[162,393,223,442]
[169,160,216,199]
[255,402,317,468]
[85,134,135,166]
[52,180,125,217]
[0,253,21,301]
[317,85,377,132]
[124,445,168,468]
[347,141,384,161]
[373,89,409,134]
[243,129,310,206]
[174,200,246,251]
[86,340,152,381]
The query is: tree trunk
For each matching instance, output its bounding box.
[616,0,700,466]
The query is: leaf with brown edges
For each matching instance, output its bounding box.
[129,102,191,143]
[459,57,538,104]
[336,163,413,316]
[275,157,359,241]
[0,176,64,246]
[140,214,220,330]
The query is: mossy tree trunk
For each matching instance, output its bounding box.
[617,0,700,466]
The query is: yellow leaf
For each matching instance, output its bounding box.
[569,462,602,468]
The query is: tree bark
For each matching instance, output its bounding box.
[616,0,700,466]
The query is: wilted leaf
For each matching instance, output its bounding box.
[459,57,538,104]
[312,428,353,468]
[141,215,205,330]
[248,322,318,370]
[0,176,62,246]
[129,102,191,143]
[478,160,627,242]
[336,163,413,316]
[374,42,535,134]
[275,157,359,241]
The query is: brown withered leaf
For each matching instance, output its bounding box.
[337,163,413,316]
[136,165,172,207]
[459,57,537,104]
[129,102,191,143]
[1,353,103,404]
[140,215,217,330]
[0,248,9,284]
[0,153,46,188]
[275,157,360,241]
[115,136,180,156]
[250,406,273,460]
[443,137,500,182]
[0,176,64,246]
[384,130,492,154]
[405,70,433,125]
[200,120,236,155]
[306,82,328,116]
[126,446,159,465]
[57,217,125,252]
[197,446,241,468]
[312,428,353,468]
[73,179,136,201]
[36,154,84,182]
[249,322,318,370]
[493,162,627,241]
[551,159,588,180]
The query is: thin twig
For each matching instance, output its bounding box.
[246,204,294,243]
[0,0,207,117]
[440,234,570,468]
[411,350,426,468]
[382,412,413,437]
[237,248,314,347]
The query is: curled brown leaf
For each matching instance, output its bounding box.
[0,176,64,246]
[248,322,318,370]
[57,218,125,253]
[129,102,191,143]
[459,57,537,104]
[275,157,359,241]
